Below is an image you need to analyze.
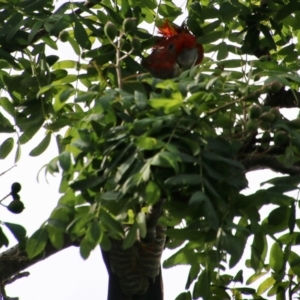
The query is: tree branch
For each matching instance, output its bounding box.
[0,238,73,284]
[240,155,300,175]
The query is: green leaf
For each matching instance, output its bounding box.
[145,181,161,205]
[289,202,296,234]
[149,98,183,114]
[0,137,14,159]
[101,191,122,201]
[28,20,43,43]
[260,24,276,50]
[246,272,268,285]
[80,235,94,259]
[122,223,138,249]
[29,132,51,156]
[100,231,112,251]
[189,191,209,206]
[68,36,81,55]
[5,13,23,41]
[15,142,21,163]
[134,136,164,150]
[233,270,243,283]
[217,41,228,60]
[197,31,223,44]
[186,264,200,289]
[257,277,276,295]
[47,226,64,249]
[165,174,202,186]
[262,174,300,187]
[268,206,288,225]
[175,292,192,300]
[288,251,300,277]
[26,227,48,259]
[0,97,15,117]
[74,19,91,49]
[163,247,200,268]
[3,222,26,243]
[151,151,180,173]
[251,232,267,272]
[158,3,182,18]
[58,151,71,171]
[275,2,299,21]
[41,35,58,50]
[193,270,210,300]
[70,176,105,191]
[100,209,123,234]
[275,286,286,300]
[99,3,123,25]
[19,121,44,144]
[86,221,102,244]
[270,243,284,273]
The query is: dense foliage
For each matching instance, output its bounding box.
[2,0,300,299]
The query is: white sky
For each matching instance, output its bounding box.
[1,0,300,299]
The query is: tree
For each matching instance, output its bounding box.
[1,0,300,299]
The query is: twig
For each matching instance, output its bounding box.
[115,35,123,89]
[0,166,16,177]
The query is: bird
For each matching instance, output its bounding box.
[142,20,204,79]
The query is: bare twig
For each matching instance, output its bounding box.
[0,166,16,177]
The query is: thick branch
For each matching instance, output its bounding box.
[264,88,300,108]
[0,238,73,284]
[240,155,300,175]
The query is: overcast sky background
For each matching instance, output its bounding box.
[1,0,300,299]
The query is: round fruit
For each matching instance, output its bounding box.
[122,18,136,34]
[104,22,118,41]
[260,112,275,123]
[131,37,141,51]
[59,31,69,42]
[7,200,25,214]
[259,120,270,130]
[11,182,21,194]
[274,130,289,145]
[253,75,260,82]
[246,119,258,131]
[248,105,262,119]
[270,81,283,93]
[12,193,20,201]
[269,107,281,121]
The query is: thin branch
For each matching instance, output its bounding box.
[0,166,16,177]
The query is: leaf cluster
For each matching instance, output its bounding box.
[2,0,300,299]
